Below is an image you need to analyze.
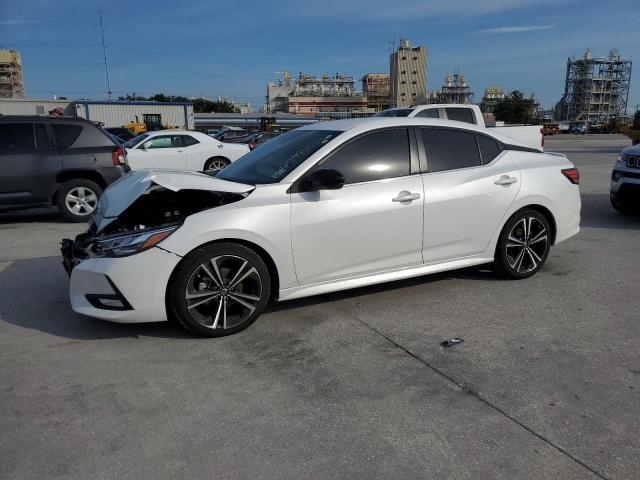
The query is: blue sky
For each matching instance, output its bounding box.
[2,0,639,110]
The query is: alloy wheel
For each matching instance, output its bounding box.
[505,216,548,274]
[65,187,98,215]
[184,255,262,331]
[206,159,229,172]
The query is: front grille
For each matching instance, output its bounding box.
[627,155,640,168]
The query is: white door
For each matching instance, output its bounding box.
[128,134,187,170]
[291,128,424,286]
[418,128,520,262]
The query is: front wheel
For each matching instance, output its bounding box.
[203,157,230,173]
[168,243,271,337]
[492,209,551,279]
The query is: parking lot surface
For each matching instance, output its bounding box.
[1,134,638,479]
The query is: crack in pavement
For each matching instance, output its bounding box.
[337,304,609,480]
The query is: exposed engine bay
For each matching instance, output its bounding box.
[99,185,245,235]
[61,182,249,274]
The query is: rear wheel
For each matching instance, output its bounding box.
[168,243,271,337]
[493,209,551,279]
[203,157,230,173]
[56,179,102,222]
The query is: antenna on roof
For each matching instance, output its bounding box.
[98,10,112,101]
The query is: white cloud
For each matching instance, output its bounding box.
[478,25,556,33]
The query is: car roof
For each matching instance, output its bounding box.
[0,115,97,125]
[143,129,203,137]
[299,117,530,148]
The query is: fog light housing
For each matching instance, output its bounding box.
[85,276,132,311]
[612,170,623,181]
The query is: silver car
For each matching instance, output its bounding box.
[611,144,640,213]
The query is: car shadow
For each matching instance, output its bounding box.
[0,255,494,341]
[580,193,640,230]
[0,207,66,225]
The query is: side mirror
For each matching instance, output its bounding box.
[304,169,345,191]
[142,142,151,150]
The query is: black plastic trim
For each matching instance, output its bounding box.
[85,275,133,311]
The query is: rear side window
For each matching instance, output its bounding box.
[35,123,52,151]
[52,124,83,149]
[445,108,475,124]
[0,123,35,151]
[181,135,199,147]
[415,108,439,118]
[317,128,410,184]
[420,128,481,172]
[477,135,502,164]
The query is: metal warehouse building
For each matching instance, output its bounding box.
[194,112,318,131]
[0,98,194,129]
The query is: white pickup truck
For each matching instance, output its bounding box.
[375,104,544,151]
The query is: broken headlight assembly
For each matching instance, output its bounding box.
[88,225,178,258]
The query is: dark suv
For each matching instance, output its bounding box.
[0,116,130,222]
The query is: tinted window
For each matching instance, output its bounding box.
[35,123,51,151]
[52,124,82,148]
[374,109,412,117]
[420,128,481,172]
[217,129,342,185]
[415,108,439,118]
[181,135,199,147]
[0,123,34,151]
[145,135,182,149]
[477,135,502,164]
[316,129,410,184]
[124,133,148,148]
[445,108,476,124]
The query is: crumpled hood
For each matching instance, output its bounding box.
[93,169,254,231]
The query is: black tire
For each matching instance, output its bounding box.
[168,242,271,337]
[492,209,551,279]
[203,157,230,173]
[610,194,632,214]
[56,179,103,222]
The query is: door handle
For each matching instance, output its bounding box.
[494,175,518,186]
[177,150,184,153]
[392,191,421,203]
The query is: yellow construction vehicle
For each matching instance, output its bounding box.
[123,114,178,134]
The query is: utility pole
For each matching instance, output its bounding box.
[99,10,112,101]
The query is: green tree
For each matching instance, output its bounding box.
[493,91,536,124]
[116,93,240,113]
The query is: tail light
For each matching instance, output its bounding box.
[112,146,126,165]
[540,127,544,149]
[248,142,257,150]
[561,168,579,184]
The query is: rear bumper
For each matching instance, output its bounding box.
[98,164,130,186]
[68,247,181,323]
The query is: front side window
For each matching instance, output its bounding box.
[0,123,35,151]
[420,128,481,173]
[445,107,476,124]
[314,128,410,184]
[415,108,439,119]
[52,124,82,149]
[124,133,148,149]
[144,135,182,149]
[217,129,342,185]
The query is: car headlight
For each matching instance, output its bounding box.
[88,225,178,258]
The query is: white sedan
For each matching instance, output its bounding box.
[63,117,581,337]
[124,130,249,172]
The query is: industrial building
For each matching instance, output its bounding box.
[266,72,294,113]
[362,73,390,111]
[287,72,369,115]
[557,49,632,126]
[0,49,25,98]
[479,86,505,113]
[390,39,428,107]
[429,74,474,104]
[0,98,194,129]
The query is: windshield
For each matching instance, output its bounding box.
[216,129,342,184]
[374,108,412,117]
[124,133,148,149]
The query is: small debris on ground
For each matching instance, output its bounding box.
[439,337,464,348]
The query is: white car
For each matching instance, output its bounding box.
[62,117,581,337]
[124,130,249,172]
